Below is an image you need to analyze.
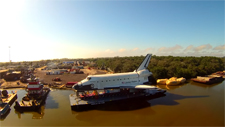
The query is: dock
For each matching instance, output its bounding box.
[1,92,18,106]
[0,91,18,118]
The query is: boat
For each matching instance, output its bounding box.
[191,75,224,84]
[211,71,225,78]
[69,87,166,111]
[157,79,168,85]
[157,77,186,86]
[166,78,179,86]
[166,77,186,86]
[177,77,186,83]
[14,78,50,112]
[0,90,17,118]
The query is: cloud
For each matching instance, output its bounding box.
[119,48,126,53]
[213,44,225,51]
[194,44,212,51]
[105,49,114,53]
[132,48,139,51]
[158,47,167,52]
[158,45,182,52]
[88,43,224,59]
[144,47,155,52]
[184,45,194,51]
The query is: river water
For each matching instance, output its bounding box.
[1,81,224,126]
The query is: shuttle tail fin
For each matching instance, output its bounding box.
[136,54,152,72]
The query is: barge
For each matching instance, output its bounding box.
[191,75,224,84]
[69,87,166,111]
[14,79,50,112]
[0,90,17,118]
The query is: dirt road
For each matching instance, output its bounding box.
[0,67,107,89]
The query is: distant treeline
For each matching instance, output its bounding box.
[93,55,225,80]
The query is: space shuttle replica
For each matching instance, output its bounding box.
[70,54,166,111]
[72,54,154,91]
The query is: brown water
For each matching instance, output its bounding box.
[1,81,224,126]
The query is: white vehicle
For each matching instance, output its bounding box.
[72,54,155,91]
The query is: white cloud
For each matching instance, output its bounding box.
[194,44,212,51]
[213,44,225,51]
[144,47,155,52]
[132,48,139,51]
[119,48,126,53]
[105,49,114,53]
[184,45,194,51]
[158,45,182,52]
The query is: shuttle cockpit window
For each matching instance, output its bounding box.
[87,77,91,80]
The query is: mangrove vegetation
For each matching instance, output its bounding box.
[93,55,225,80]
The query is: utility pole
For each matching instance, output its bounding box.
[9,46,11,63]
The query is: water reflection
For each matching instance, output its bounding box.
[156,83,188,90]
[149,92,209,106]
[14,105,45,119]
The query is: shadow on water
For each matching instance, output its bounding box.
[44,93,59,109]
[96,92,209,111]
[96,100,152,111]
[190,81,224,88]
[72,102,157,123]
[149,92,209,106]
[71,92,210,124]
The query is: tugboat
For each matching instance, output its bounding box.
[14,78,50,112]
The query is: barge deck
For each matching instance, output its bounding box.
[191,75,224,84]
[0,91,18,118]
[70,88,166,111]
[14,88,50,112]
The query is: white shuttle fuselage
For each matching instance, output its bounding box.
[72,54,153,91]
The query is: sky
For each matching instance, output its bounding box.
[0,0,224,62]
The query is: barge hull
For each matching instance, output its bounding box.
[191,78,224,84]
[70,91,166,111]
[14,89,50,112]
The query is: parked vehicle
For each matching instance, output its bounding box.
[52,77,61,81]
[66,82,77,88]
[20,76,30,83]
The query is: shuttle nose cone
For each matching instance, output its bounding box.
[72,84,79,90]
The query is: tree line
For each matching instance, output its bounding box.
[93,55,225,80]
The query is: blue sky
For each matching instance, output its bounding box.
[0,0,224,62]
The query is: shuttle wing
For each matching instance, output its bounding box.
[104,84,156,89]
